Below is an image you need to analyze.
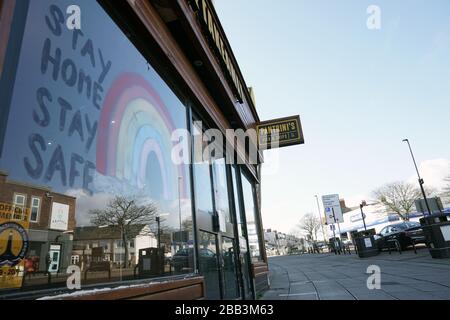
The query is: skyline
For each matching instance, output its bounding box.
[215,0,450,235]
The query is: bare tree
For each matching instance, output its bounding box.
[90,196,158,267]
[439,175,450,206]
[298,213,321,241]
[372,181,426,221]
[442,175,450,197]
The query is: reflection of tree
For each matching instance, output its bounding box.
[181,218,193,231]
[90,196,158,267]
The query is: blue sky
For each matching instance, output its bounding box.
[215,0,450,234]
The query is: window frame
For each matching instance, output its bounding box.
[240,169,264,263]
[30,196,41,223]
[13,192,26,206]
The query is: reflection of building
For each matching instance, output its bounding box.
[72,225,156,268]
[0,171,76,274]
[264,229,305,256]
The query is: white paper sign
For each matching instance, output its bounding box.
[50,202,69,231]
[440,225,450,242]
[364,238,373,248]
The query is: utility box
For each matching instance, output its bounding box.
[354,231,379,258]
[420,212,450,259]
[137,247,165,278]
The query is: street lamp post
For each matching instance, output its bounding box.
[360,201,367,231]
[156,216,161,250]
[178,177,182,231]
[315,195,327,243]
[402,139,432,215]
[156,213,170,250]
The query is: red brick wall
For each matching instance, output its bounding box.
[0,172,76,231]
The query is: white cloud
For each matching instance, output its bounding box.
[407,158,450,191]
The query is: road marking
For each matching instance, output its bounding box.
[279,292,318,297]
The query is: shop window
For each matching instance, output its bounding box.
[193,121,215,220]
[241,172,262,262]
[212,158,232,231]
[71,255,80,265]
[30,196,41,222]
[0,0,194,295]
[12,193,27,220]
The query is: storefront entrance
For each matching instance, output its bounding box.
[197,232,240,300]
[192,120,243,300]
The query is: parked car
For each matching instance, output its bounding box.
[375,221,426,251]
[171,248,217,272]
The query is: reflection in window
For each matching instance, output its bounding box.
[193,121,214,218]
[213,158,231,232]
[231,166,253,298]
[241,173,261,262]
[198,231,220,300]
[30,197,41,222]
[0,0,193,294]
[222,237,239,299]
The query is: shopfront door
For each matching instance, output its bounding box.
[192,120,241,299]
[231,166,254,300]
[48,244,61,274]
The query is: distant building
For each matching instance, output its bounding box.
[264,229,305,256]
[72,225,156,269]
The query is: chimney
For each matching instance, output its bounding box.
[0,171,8,184]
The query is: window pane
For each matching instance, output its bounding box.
[30,207,39,222]
[231,167,252,298]
[222,237,239,299]
[14,195,25,205]
[241,173,261,262]
[213,158,231,232]
[193,122,214,217]
[32,198,40,207]
[0,0,194,295]
[198,231,220,300]
[231,168,244,238]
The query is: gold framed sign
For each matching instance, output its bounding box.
[0,202,30,290]
[257,115,304,150]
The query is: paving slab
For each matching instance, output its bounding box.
[261,251,450,300]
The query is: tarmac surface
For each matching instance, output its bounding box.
[261,247,450,300]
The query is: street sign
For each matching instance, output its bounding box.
[415,197,443,214]
[322,194,344,224]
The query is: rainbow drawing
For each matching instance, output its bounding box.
[96,73,186,200]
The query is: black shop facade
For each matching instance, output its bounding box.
[0,0,268,300]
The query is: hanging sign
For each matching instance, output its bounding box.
[257,115,304,150]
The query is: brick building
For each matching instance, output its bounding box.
[0,171,76,274]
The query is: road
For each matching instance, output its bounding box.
[261,247,450,300]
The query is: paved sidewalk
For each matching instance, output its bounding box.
[261,248,450,300]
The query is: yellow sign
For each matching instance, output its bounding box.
[0,202,30,290]
[257,115,305,149]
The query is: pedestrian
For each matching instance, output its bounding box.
[313,242,320,254]
[45,252,51,275]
